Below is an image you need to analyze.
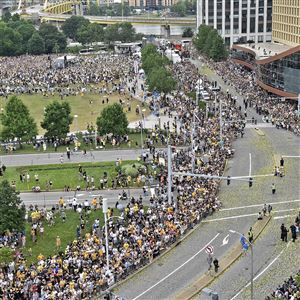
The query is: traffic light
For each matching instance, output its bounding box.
[249,177,253,188]
[227,176,231,185]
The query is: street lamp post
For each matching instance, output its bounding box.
[102,198,109,270]
[74,114,78,134]
[229,229,254,300]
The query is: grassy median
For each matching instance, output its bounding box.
[1,160,149,192]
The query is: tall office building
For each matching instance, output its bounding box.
[231,0,300,98]
[272,0,300,46]
[197,0,273,46]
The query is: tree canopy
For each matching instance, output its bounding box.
[141,44,176,94]
[0,16,67,56]
[193,24,228,61]
[61,16,90,40]
[1,96,37,143]
[96,103,128,136]
[41,101,73,139]
[0,180,25,234]
[27,32,45,55]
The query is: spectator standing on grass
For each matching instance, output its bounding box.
[56,236,61,250]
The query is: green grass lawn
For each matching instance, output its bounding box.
[0,92,150,134]
[2,160,146,192]
[0,132,158,155]
[23,208,110,264]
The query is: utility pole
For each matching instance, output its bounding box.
[191,112,196,173]
[219,100,223,146]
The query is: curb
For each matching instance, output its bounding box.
[110,214,208,294]
[172,216,272,300]
[108,159,229,294]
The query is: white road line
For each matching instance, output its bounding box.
[231,174,274,179]
[203,209,297,223]
[203,213,257,222]
[221,199,300,212]
[274,215,292,220]
[282,156,300,158]
[230,242,291,300]
[249,153,252,177]
[131,233,221,300]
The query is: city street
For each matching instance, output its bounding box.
[20,188,150,208]
[113,125,300,300]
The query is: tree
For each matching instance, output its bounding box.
[41,101,73,139]
[147,67,176,93]
[1,96,37,143]
[171,0,187,16]
[203,28,217,55]
[27,32,45,54]
[193,24,212,52]
[117,22,136,42]
[61,16,90,40]
[76,23,104,45]
[0,180,25,234]
[210,34,228,60]
[0,22,23,56]
[96,103,128,136]
[39,23,67,53]
[182,27,194,37]
[0,247,13,266]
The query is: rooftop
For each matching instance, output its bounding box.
[235,42,293,60]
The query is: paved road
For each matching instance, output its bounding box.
[0,149,143,167]
[20,188,150,208]
[112,65,300,300]
[113,125,300,300]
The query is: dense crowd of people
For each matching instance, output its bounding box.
[266,271,300,299]
[210,59,300,135]
[0,55,133,97]
[0,48,297,299]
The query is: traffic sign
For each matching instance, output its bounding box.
[205,245,214,255]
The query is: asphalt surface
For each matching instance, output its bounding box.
[20,188,150,208]
[113,124,299,300]
[0,149,142,167]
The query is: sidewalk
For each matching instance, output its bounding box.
[173,216,271,300]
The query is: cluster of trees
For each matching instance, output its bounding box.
[170,0,196,16]
[61,16,142,45]
[0,13,67,56]
[1,96,129,144]
[193,24,228,61]
[87,3,132,17]
[141,44,176,94]
[1,96,73,143]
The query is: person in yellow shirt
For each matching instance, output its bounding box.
[91,198,97,210]
[58,197,64,208]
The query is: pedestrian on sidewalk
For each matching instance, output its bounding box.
[280,157,284,167]
[271,183,276,194]
[248,227,254,244]
[280,224,288,242]
[290,224,297,242]
[213,258,219,273]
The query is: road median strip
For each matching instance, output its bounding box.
[172,216,271,300]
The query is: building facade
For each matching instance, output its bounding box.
[128,0,178,8]
[197,0,273,46]
[230,0,300,99]
[272,0,300,46]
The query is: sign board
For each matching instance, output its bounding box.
[240,236,249,251]
[205,245,214,255]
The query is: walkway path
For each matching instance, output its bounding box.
[0,149,142,167]
[112,63,300,300]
